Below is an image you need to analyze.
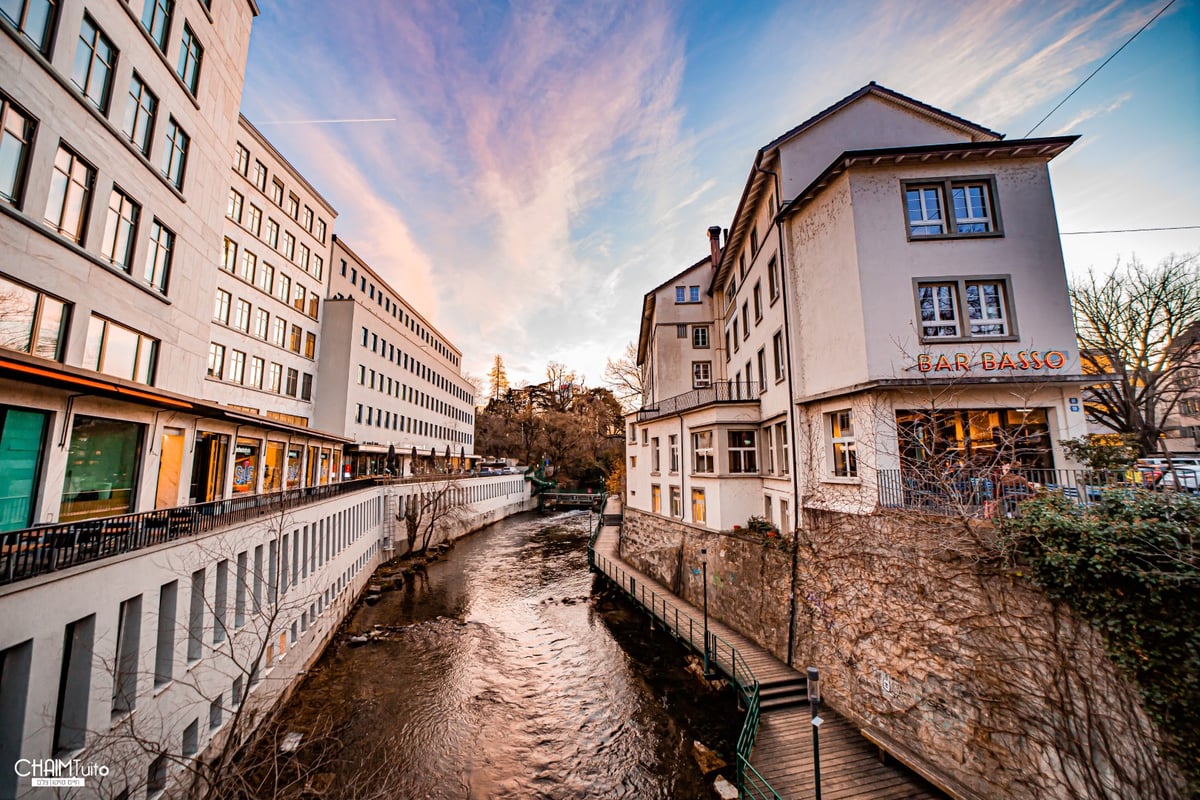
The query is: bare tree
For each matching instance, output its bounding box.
[1072,253,1200,455]
[603,342,644,413]
[400,479,467,556]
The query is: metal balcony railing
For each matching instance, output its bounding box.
[876,467,1149,518]
[637,380,763,422]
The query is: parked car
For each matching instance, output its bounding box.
[1158,465,1200,493]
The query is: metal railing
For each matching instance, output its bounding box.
[588,532,781,799]
[877,467,1143,517]
[636,380,763,422]
[1,478,394,586]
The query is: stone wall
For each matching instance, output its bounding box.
[619,506,1186,799]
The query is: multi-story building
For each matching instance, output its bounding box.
[317,236,476,475]
[627,83,1092,531]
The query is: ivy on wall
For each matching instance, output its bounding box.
[999,490,1200,793]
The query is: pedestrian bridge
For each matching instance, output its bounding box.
[538,491,605,510]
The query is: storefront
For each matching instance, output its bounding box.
[233,437,261,494]
[895,407,1054,470]
[264,440,285,492]
[61,415,144,522]
[190,431,230,504]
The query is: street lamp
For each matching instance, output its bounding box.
[701,547,710,675]
[808,666,823,800]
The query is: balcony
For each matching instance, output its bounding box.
[637,380,763,423]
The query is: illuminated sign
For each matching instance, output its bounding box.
[917,350,1068,373]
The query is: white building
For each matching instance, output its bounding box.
[317,237,476,476]
[626,83,1091,532]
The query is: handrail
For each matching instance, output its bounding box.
[588,533,782,799]
[0,471,516,587]
[636,380,763,422]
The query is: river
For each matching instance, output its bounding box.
[259,509,739,799]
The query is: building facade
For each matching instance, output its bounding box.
[626,83,1091,531]
[317,236,476,476]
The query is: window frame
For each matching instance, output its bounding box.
[827,409,858,479]
[71,14,117,113]
[44,144,95,244]
[691,430,714,474]
[162,117,189,190]
[692,325,709,349]
[0,94,35,207]
[177,22,203,96]
[691,360,711,389]
[912,275,1018,343]
[901,175,1003,241]
[1,0,58,53]
[101,186,140,271]
[121,73,157,157]
[727,429,758,474]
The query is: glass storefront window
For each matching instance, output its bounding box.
[190,431,229,503]
[61,415,143,522]
[896,408,1052,470]
[233,437,260,494]
[0,407,48,531]
[264,441,284,492]
[286,447,301,490]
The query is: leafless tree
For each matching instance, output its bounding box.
[400,479,468,556]
[603,342,645,413]
[1071,253,1200,455]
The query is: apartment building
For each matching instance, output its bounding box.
[626,83,1091,531]
[317,236,476,476]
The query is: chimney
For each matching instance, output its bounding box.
[707,226,722,268]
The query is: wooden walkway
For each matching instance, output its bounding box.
[592,510,942,800]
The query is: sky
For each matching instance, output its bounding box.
[239,0,1200,392]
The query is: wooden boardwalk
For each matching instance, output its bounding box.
[592,512,943,800]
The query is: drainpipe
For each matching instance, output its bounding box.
[756,159,804,667]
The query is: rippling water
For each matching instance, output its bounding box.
[270,510,738,799]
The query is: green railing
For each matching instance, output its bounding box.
[588,535,782,799]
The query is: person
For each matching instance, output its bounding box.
[997,462,1033,517]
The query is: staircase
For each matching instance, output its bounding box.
[757,676,809,713]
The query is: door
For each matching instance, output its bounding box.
[155,428,185,509]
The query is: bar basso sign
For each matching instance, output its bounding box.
[917,350,1068,373]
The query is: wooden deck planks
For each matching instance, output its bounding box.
[593,521,946,800]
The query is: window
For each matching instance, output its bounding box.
[750,228,759,257]
[741,302,749,339]
[101,188,140,271]
[233,299,250,332]
[116,75,157,158]
[292,282,305,313]
[265,218,279,248]
[248,309,267,342]
[177,23,203,95]
[298,243,310,272]
[162,117,189,189]
[773,331,786,382]
[141,0,173,50]
[776,421,789,475]
[904,177,998,238]
[303,331,316,359]
[282,231,295,261]
[651,484,661,513]
[753,281,762,322]
[829,410,857,477]
[253,160,267,191]
[728,430,757,473]
[270,178,284,206]
[302,205,313,231]
[669,486,682,517]
[238,249,256,283]
[641,428,648,446]
[54,615,95,755]
[692,326,709,348]
[676,324,686,338]
[112,595,141,716]
[763,424,776,474]
[147,753,167,796]
[255,261,273,294]
[692,361,711,389]
[227,188,243,222]
[690,285,700,303]
[221,238,236,272]
[0,275,68,360]
[213,289,230,323]
[45,145,95,243]
[1,0,57,52]
[915,278,1011,340]
[767,256,779,301]
[72,15,117,112]
[675,284,700,304]
[247,356,263,389]
[756,348,766,392]
[692,431,713,473]
[0,97,33,206]
[668,435,679,473]
[285,368,298,397]
[691,488,706,524]
[84,316,156,384]
[732,319,739,351]
[289,324,301,353]
[651,437,660,472]
[274,272,290,304]
[267,362,282,393]
[233,142,248,175]
[246,204,261,236]
[227,349,245,383]
[316,218,326,242]
[286,193,299,219]
[300,372,312,400]
[143,218,173,291]
[207,342,223,377]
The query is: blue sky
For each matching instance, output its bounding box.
[240,0,1199,391]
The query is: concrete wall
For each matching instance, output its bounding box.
[618,506,1187,799]
[0,475,531,799]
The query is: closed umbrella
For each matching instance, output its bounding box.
[387,443,397,476]
[411,446,418,476]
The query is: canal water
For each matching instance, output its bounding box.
[266,510,739,799]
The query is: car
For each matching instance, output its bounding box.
[1158,465,1200,492]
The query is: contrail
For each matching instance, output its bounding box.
[256,117,398,126]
